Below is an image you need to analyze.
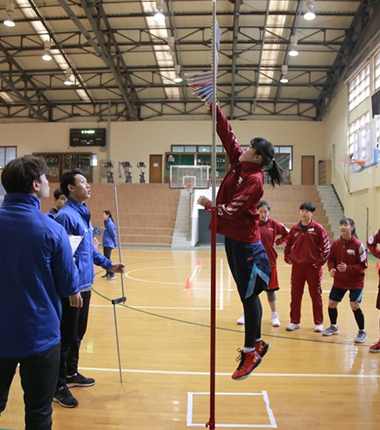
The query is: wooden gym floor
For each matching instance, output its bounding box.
[1,248,380,430]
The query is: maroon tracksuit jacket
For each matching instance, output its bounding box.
[328,236,367,290]
[284,220,330,325]
[259,218,289,290]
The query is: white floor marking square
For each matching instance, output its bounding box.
[187,391,277,428]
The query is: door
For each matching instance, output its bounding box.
[301,156,315,185]
[149,154,163,183]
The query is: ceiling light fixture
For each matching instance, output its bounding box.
[42,41,52,61]
[64,71,73,86]
[289,35,299,57]
[4,0,15,27]
[304,0,316,21]
[154,0,165,24]
[280,65,289,84]
[173,65,182,83]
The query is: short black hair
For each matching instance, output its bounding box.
[1,156,48,194]
[60,168,84,197]
[258,200,271,211]
[299,201,316,212]
[53,187,65,200]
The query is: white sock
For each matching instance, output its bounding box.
[243,347,255,353]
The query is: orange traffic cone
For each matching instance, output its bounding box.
[198,258,202,271]
[185,278,192,297]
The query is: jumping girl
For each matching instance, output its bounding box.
[197,105,286,381]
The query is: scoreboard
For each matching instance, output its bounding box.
[70,128,106,147]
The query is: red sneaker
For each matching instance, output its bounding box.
[231,349,262,381]
[369,340,380,353]
[255,339,271,358]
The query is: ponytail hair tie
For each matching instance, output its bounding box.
[264,158,275,171]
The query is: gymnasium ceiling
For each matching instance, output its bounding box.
[0,0,379,122]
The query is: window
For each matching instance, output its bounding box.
[0,146,16,169]
[171,146,184,153]
[273,146,293,170]
[348,64,370,111]
[171,145,224,153]
[198,146,211,152]
[348,112,370,156]
[375,52,380,90]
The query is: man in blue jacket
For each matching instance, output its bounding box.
[54,168,125,408]
[0,157,81,430]
[47,187,67,219]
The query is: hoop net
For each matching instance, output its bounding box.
[184,183,194,194]
[340,158,365,175]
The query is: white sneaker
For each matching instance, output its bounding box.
[354,330,367,343]
[107,274,117,280]
[286,323,300,331]
[314,324,324,333]
[236,313,245,325]
[271,312,281,327]
[322,325,340,336]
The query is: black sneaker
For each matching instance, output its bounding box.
[66,373,95,387]
[53,386,78,408]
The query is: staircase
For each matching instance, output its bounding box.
[172,190,193,248]
[317,185,344,241]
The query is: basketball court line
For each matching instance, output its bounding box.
[187,391,277,428]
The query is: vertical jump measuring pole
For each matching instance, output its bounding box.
[111,184,127,383]
[207,0,217,428]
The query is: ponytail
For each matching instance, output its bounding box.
[264,159,287,187]
[250,137,287,187]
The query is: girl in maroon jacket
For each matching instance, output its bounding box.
[323,218,367,343]
[197,105,286,381]
[284,201,330,332]
[366,228,380,351]
[237,200,289,327]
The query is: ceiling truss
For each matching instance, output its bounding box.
[0,0,378,122]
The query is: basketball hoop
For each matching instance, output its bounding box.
[184,183,194,194]
[340,158,365,174]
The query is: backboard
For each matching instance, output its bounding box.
[352,115,380,172]
[169,165,210,189]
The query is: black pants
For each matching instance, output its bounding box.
[57,290,91,388]
[103,246,113,276]
[225,237,271,348]
[0,343,60,430]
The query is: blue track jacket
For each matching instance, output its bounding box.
[103,217,117,248]
[0,193,79,358]
[55,197,112,290]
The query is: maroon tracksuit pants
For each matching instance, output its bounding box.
[290,264,323,325]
